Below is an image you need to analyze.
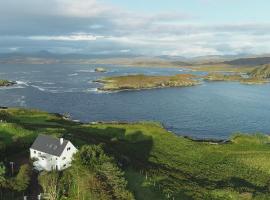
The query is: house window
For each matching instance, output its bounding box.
[34,151,36,154]
[56,158,58,160]
[63,164,66,167]
[62,157,66,160]
[38,152,41,156]
[67,147,71,151]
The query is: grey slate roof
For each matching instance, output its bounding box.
[30,134,69,157]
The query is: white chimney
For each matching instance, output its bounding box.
[60,138,64,145]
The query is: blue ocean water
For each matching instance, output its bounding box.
[0,64,270,139]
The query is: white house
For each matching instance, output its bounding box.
[30,134,78,171]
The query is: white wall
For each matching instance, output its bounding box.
[58,141,78,170]
[30,148,58,171]
[30,142,78,171]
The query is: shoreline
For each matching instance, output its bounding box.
[0,106,231,144]
[95,82,201,92]
[0,106,260,143]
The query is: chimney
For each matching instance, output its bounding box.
[60,138,64,145]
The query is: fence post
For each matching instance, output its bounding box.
[10,162,14,176]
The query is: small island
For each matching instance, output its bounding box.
[95,67,107,73]
[96,74,200,91]
[0,80,16,87]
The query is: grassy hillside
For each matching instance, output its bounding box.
[249,64,270,79]
[204,73,269,85]
[191,64,253,73]
[223,57,270,66]
[1,108,270,199]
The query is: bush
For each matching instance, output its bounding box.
[10,164,32,192]
[38,171,60,200]
[66,145,135,200]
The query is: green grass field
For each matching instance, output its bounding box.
[1,108,270,199]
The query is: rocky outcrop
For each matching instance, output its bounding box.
[0,80,16,87]
[95,67,107,73]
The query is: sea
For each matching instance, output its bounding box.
[1,64,270,139]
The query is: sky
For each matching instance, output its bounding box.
[1,0,270,57]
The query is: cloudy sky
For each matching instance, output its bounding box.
[1,0,270,57]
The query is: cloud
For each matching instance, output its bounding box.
[1,0,270,56]
[29,34,104,41]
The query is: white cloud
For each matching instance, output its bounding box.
[29,34,104,41]
[120,49,131,53]
[9,47,20,52]
[55,0,113,17]
[1,0,270,56]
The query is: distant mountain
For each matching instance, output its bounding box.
[0,51,192,66]
[157,55,188,61]
[0,51,145,65]
[2,51,270,67]
[223,57,270,66]
[249,64,270,78]
[0,51,140,60]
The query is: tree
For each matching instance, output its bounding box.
[11,164,31,192]
[98,162,133,200]
[74,145,112,170]
[0,162,6,186]
[0,162,6,199]
[38,171,60,200]
[71,145,135,200]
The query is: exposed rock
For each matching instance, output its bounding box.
[0,80,16,87]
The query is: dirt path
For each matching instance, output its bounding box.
[26,171,42,200]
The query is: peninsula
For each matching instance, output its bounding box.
[96,74,199,91]
[203,73,269,85]
[202,64,270,85]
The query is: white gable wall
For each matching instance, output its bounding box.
[30,141,78,171]
[58,141,78,170]
[30,148,59,171]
